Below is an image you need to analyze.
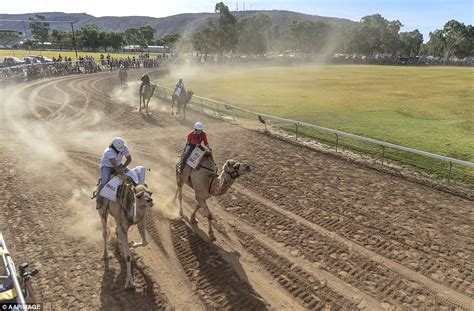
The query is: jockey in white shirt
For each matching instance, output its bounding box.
[96,137,132,208]
[174,78,184,96]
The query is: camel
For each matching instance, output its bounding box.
[139,84,156,115]
[171,88,193,119]
[174,149,251,242]
[98,183,154,289]
[119,69,127,85]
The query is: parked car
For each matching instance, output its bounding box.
[23,57,39,64]
[31,55,54,63]
[0,56,25,67]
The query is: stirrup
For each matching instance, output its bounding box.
[91,191,97,200]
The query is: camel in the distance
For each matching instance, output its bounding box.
[98,183,154,289]
[119,69,127,85]
[139,84,156,115]
[171,88,193,119]
[174,150,251,242]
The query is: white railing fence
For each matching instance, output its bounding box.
[155,85,474,189]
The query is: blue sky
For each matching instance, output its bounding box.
[2,0,473,41]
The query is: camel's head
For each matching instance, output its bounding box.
[134,185,154,209]
[224,160,251,179]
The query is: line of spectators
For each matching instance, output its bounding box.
[0,54,166,87]
[329,54,474,66]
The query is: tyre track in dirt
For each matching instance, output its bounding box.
[217,189,466,309]
[234,228,358,310]
[204,123,473,295]
[169,219,268,310]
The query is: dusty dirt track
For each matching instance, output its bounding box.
[0,70,472,310]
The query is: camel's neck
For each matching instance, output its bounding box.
[129,200,148,224]
[213,170,235,196]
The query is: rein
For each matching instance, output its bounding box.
[197,164,216,173]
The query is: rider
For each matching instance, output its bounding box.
[178,122,210,174]
[96,137,132,208]
[174,78,184,96]
[139,73,151,94]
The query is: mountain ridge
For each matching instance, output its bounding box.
[0,10,356,38]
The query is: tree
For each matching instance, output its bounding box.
[425,20,473,58]
[192,22,219,57]
[399,29,423,56]
[29,15,49,45]
[214,2,238,57]
[349,14,402,55]
[139,26,155,44]
[161,32,182,47]
[124,26,154,49]
[288,20,331,54]
[107,32,126,51]
[78,24,101,51]
[237,14,273,55]
[51,29,71,51]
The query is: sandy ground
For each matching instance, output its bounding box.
[0,70,472,310]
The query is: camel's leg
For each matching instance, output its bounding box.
[146,98,151,115]
[139,95,142,112]
[198,198,215,242]
[131,221,148,248]
[99,208,108,256]
[117,225,134,289]
[190,204,200,224]
[178,186,184,218]
[183,104,187,120]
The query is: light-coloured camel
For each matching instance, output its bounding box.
[139,84,156,115]
[98,184,153,289]
[171,88,193,119]
[174,152,251,242]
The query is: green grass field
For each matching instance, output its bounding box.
[159,64,474,163]
[0,49,161,60]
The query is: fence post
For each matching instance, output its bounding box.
[295,123,299,140]
[447,162,453,185]
[335,134,339,152]
[382,146,385,165]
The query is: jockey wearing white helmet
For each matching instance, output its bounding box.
[178,122,210,174]
[96,137,132,208]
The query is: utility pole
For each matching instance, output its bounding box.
[70,22,78,59]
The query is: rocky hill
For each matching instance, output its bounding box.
[0,10,355,38]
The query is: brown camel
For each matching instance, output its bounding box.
[139,84,156,115]
[98,183,153,289]
[174,151,251,242]
[171,88,193,119]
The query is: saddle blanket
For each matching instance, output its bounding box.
[186,147,205,169]
[99,166,146,201]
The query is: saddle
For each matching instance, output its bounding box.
[177,149,216,190]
